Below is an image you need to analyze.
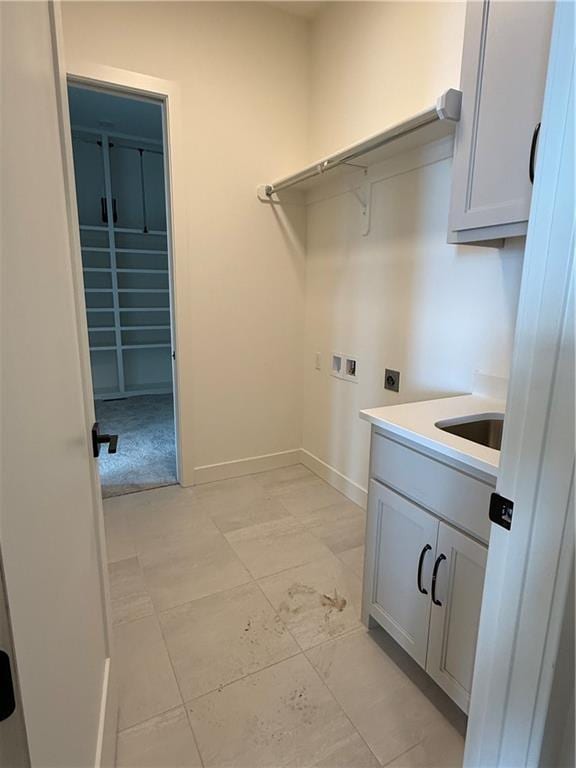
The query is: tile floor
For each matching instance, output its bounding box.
[104,464,466,767]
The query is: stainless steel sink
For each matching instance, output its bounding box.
[435,414,504,450]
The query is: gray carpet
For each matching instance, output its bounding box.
[95,394,177,498]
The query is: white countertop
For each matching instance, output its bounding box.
[360,394,505,478]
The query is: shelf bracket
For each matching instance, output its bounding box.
[351,180,371,236]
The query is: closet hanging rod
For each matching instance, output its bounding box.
[259,89,462,199]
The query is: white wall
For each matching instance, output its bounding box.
[309,2,467,158]
[62,1,310,481]
[302,2,524,496]
[63,2,526,498]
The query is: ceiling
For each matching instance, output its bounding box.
[68,85,163,142]
[269,2,325,19]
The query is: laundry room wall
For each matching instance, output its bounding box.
[62,1,310,483]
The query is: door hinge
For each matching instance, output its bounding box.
[489,492,514,531]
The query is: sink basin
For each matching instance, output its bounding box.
[435,413,504,450]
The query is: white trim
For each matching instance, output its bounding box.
[94,657,117,768]
[63,59,194,485]
[299,449,368,509]
[193,449,301,485]
[193,446,368,507]
[49,8,119,762]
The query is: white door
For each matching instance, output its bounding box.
[0,556,29,767]
[0,2,114,766]
[464,2,575,764]
[426,524,487,713]
[365,481,438,667]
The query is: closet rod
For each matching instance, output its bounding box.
[261,89,462,198]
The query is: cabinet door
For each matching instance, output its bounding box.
[71,136,105,226]
[364,481,438,668]
[143,150,167,232]
[426,523,487,713]
[109,144,144,230]
[448,1,553,240]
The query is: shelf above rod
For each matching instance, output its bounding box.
[258,89,462,199]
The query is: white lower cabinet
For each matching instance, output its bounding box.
[426,523,488,713]
[366,481,438,667]
[364,479,487,713]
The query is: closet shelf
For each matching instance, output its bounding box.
[117,268,169,274]
[122,343,171,350]
[79,224,167,236]
[90,343,171,352]
[258,89,462,199]
[121,325,171,331]
[119,307,169,312]
[116,248,168,255]
[117,288,169,293]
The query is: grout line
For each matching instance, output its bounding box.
[379,739,425,767]
[154,587,206,768]
[299,649,382,766]
[183,649,304,706]
[117,703,189,736]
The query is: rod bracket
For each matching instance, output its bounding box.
[351,180,371,236]
[257,184,276,202]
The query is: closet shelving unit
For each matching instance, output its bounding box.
[258,89,462,204]
[73,129,173,399]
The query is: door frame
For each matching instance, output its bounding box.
[52,5,193,487]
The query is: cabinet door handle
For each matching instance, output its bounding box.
[431,553,446,606]
[529,122,541,184]
[417,544,432,594]
[100,196,108,224]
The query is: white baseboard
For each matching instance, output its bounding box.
[299,449,368,509]
[191,447,368,511]
[193,449,302,485]
[95,657,118,768]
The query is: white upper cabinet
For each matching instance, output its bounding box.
[448,1,554,244]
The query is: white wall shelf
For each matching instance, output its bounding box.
[257,89,462,199]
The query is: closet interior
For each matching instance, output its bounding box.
[68,85,177,497]
[71,93,173,399]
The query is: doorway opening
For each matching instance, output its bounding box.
[67,84,178,498]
